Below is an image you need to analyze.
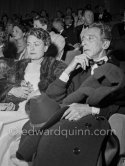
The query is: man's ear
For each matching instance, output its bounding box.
[102,40,110,50]
[44,45,48,53]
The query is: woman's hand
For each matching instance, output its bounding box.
[8,86,31,99]
[21,80,34,92]
[0,102,15,111]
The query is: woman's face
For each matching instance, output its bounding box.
[26,35,48,60]
[12,26,24,40]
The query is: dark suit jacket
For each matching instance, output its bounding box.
[61,25,79,45]
[46,59,125,119]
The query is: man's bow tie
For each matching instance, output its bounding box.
[89,59,106,66]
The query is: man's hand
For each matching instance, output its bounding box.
[73,43,81,50]
[62,103,92,121]
[64,54,89,75]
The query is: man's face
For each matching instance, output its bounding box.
[84,11,94,25]
[78,10,83,19]
[81,27,105,59]
[33,20,47,31]
[52,22,62,32]
[66,8,72,16]
[64,16,72,26]
[26,35,47,60]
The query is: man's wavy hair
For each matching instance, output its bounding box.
[26,28,51,46]
[90,22,112,41]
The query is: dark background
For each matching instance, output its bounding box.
[0,0,125,18]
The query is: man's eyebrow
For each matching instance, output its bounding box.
[27,41,41,43]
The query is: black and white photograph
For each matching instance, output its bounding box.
[0,0,125,165]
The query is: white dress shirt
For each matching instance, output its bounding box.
[24,62,41,91]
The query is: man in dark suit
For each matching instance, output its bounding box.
[52,18,79,60]
[63,15,78,45]
[76,9,94,43]
[32,22,122,166]
[47,22,125,120]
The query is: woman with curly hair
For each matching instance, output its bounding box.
[0,28,66,166]
[0,27,66,110]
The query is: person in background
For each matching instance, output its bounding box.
[0,30,7,58]
[33,16,48,31]
[33,16,65,60]
[65,7,72,17]
[79,10,94,41]
[52,17,79,60]
[94,6,112,23]
[74,9,84,27]
[0,31,15,111]
[55,10,64,21]
[5,18,14,39]
[63,15,79,47]
[1,14,8,30]
[12,23,27,60]
[3,23,27,60]
[39,10,49,19]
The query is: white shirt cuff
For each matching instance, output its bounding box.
[59,72,69,82]
[91,107,100,115]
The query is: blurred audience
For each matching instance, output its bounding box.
[33,16,65,60]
